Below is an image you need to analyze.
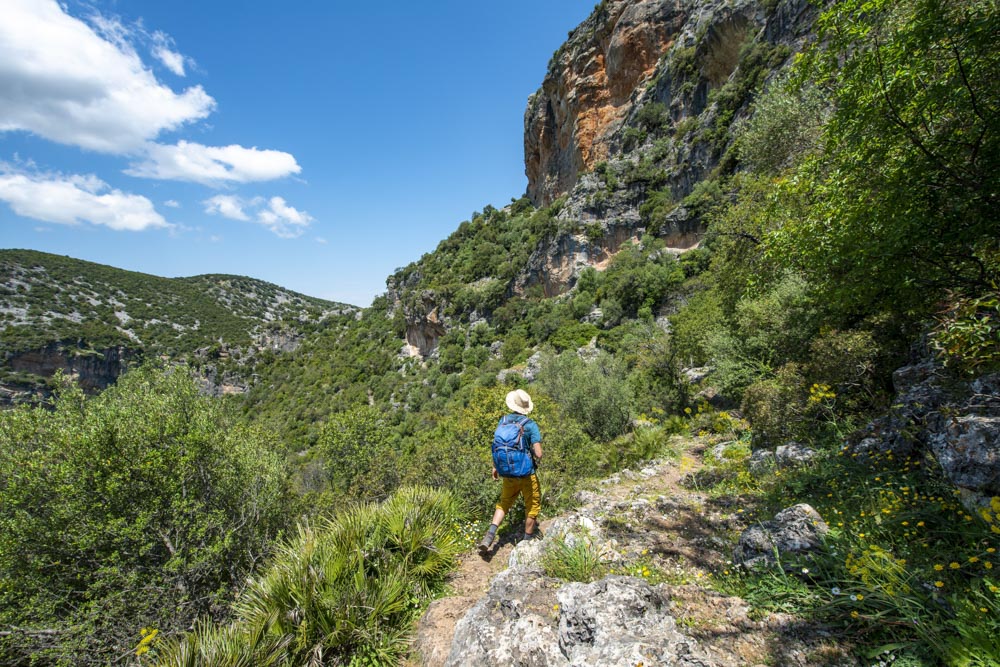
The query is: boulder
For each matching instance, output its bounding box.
[775,442,818,467]
[557,577,715,666]
[929,415,1000,503]
[447,568,716,666]
[733,504,829,568]
[446,566,565,667]
[748,449,776,474]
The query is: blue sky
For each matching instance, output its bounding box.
[0,0,593,306]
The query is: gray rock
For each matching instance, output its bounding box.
[557,577,715,666]
[748,449,776,474]
[448,570,718,666]
[446,567,563,667]
[523,351,544,383]
[929,415,1000,500]
[775,442,818,467]
[734,504,829,568]
[497,350,544,384]
[683,366,713,384]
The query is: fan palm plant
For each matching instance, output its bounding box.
[151,487,464,666]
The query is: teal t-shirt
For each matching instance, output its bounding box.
[501,414,541,448]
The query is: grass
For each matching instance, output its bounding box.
[691,411,1000,665]
[541,531,607,583]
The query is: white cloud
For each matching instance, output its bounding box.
[316,237,328,244]
[151,31,186,76]
[163,199,180,208]
[0,169,169,231]
[258,196,313,238]
[0,0,214,153]
[127,141,302,185]
[204,194,249,221]
[203,194,313,238]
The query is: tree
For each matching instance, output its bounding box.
[772,0,1000,316]
[0,365,290,665]
[317,405,400,502]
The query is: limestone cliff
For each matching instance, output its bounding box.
[518,0,818,296]
[383,0,820,359]
[525,0,690,207]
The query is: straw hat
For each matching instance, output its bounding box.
[505,389,534,415]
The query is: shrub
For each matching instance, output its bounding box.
[740,363,808,447]
[317,405,401,502]
[735,77,829,174]
[931,290,1000,375]
[537,350,634,443]
[153,487,465,667]
[0,365,290,665]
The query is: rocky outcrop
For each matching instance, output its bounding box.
[4,343,136,395]
[525,0,818,208]
[851,362,1000,510]
[733,503,829,569]
[385,272,450,360]
[525,0,692,207]
[518,0,819,295]
[447,566,716,666]
[514,217,643,296]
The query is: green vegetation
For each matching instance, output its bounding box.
[0,249,346,384]
[698,431,1000,665]
[542,531,606,583]
[2,0,997,662]
[151,487,466,667]
[0,365,290,664]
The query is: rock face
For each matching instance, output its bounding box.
[930,415,1000,498]
[385,279,449,359]
[517,0,819,296]
[4,343,136,397]
[852,361,1000,510]
[733,503,829,568]
[525,0,818,208]
[525,0,692,207]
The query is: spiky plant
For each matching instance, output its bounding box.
[151,620,290,667]
[152,486,464,666]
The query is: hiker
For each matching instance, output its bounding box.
[479,389,543,552]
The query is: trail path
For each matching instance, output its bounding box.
[410,438,854,666]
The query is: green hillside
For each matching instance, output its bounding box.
[0,249,353,395]
[2,0,999,664]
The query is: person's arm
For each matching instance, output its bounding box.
[527,420,543,461]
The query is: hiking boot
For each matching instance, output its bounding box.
[478,531,495,553]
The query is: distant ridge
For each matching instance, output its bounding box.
[0,248,355,401]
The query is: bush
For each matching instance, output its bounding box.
[735,77,829,174]
[740,363,808,447]
[931,291,1000,375]
[537,350,634,443]
[0,365,290,665]
[152,487,465,667]
[317,405,401,502]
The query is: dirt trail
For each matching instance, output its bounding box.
[410,439,853,667]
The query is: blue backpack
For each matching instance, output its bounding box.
[492,415,534,478]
